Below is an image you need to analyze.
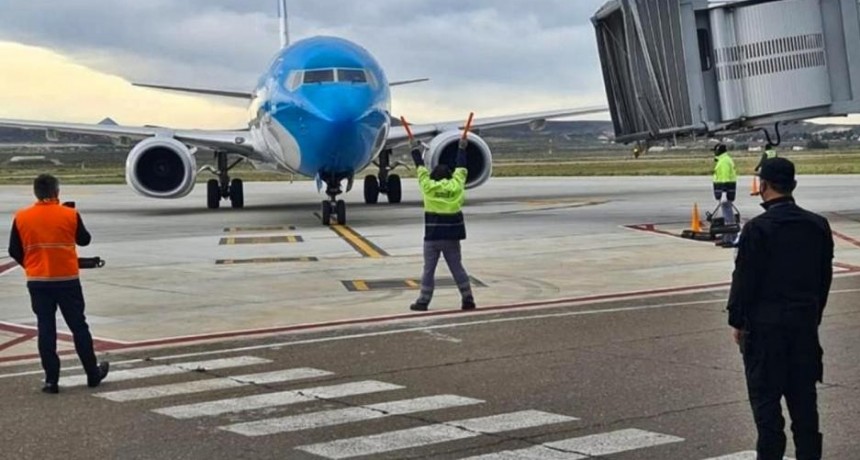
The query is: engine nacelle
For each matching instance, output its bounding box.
[125,138,197,199]
[425,131,493,189]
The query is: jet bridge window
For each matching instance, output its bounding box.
[303,69,335,84]
[337,69,368,83]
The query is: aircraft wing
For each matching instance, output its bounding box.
[0,118,256,155]
[386,106,608,147]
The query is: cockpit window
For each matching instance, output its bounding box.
[285,71,303,91]
[303,69,335,84]
[338,69,368,83]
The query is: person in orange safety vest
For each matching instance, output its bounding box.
[7,174,109,394]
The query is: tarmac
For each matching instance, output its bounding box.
[0,175,859,459]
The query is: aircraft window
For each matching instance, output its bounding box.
[285,71,303,91]
[304,69,335,84]
[338,69,368,83]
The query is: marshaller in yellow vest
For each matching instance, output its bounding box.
[713,143,738,202]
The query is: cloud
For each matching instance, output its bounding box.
[0,0,611,124]
[0,42,246,129]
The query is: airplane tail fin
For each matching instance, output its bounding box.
[278,0,290,48]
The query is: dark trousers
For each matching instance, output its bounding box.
[714,182,737,202]
[743,322,823,460]
[29,284,98,384]
[417,240,473,305]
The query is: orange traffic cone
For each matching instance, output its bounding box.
[750,176,760,196]
[690,203,702,233]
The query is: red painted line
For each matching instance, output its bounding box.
[0,334,35,353]
[833,230,860,248]
[1,266,859,364]
[101,281,736,350]
[0,349,76,364]
[625,223,684,239]
[0,321,123,350]
[0,260,17,276]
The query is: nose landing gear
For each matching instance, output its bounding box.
[320,179,347,226]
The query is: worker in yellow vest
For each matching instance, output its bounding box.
[755,143,779,173]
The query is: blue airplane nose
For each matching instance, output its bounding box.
[304,86,374,123]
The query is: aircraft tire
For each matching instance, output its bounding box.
[207,179,220,209]
[364,175,379,204]
[336,200,347,225]
[321,201,332,226]
[387,175,402,204]
[230,179,244,209]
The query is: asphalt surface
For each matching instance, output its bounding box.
[1,274,857,459]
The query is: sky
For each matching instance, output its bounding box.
[0,0,610,129]
[0,1,854,130]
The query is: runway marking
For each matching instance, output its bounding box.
[153,380,403,419]
[95,368,332,402]
[223,226,296,233]
[219,235,303,245]
[6,281,860,369]
[330,225,389,258]
[296,410,576,459]
[464,428,684,459]
[625,223,695,240]
[216,257,318,265]
[832,229,860,248]
[62,356,271,387]
[702,452,793,460]
[221,395,484,437]
[502,199,607,215]
[0,258,18,277]
[342,276,486,292]
[0,333,34,353]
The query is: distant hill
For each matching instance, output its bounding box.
[2,119,858,154]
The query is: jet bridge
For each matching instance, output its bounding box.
[592,0,860,143]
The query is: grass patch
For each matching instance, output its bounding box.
[1,150,859,185]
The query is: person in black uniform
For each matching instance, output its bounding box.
[727,158,833,460]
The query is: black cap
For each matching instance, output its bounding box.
[713,143,727,155]
[758,157,795,188]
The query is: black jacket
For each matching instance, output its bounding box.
[727,197,833,329]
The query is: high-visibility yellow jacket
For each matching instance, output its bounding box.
[417,166,467,240]
[714,153,738,184]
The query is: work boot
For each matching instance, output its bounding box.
[87,362,110,388]
[41,382,59,394]
[409,302,429,312]
[461,299,476,310]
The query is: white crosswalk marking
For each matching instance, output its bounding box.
[221,395,484,437]
[153,380,403,419]
[63,356,271,387]
[463,428,684,459]
[703,452,793,460]
[95,368,333,402]
[296,410,576,459]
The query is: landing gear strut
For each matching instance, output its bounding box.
[320,178,347,226]
[206,151,244,210]
[364,149,402,205]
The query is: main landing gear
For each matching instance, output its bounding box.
[364,149,402,205]
[320,178,347,226]
[206,151,244,210]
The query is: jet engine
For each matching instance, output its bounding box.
[424,131,493,189]
[125,138,197,199]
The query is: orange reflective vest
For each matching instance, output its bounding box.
[14,200,80,282]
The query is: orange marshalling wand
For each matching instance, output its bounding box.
[462,112,475,139]
[400,116,415,143]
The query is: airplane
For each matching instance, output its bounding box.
[0,1,606,226]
